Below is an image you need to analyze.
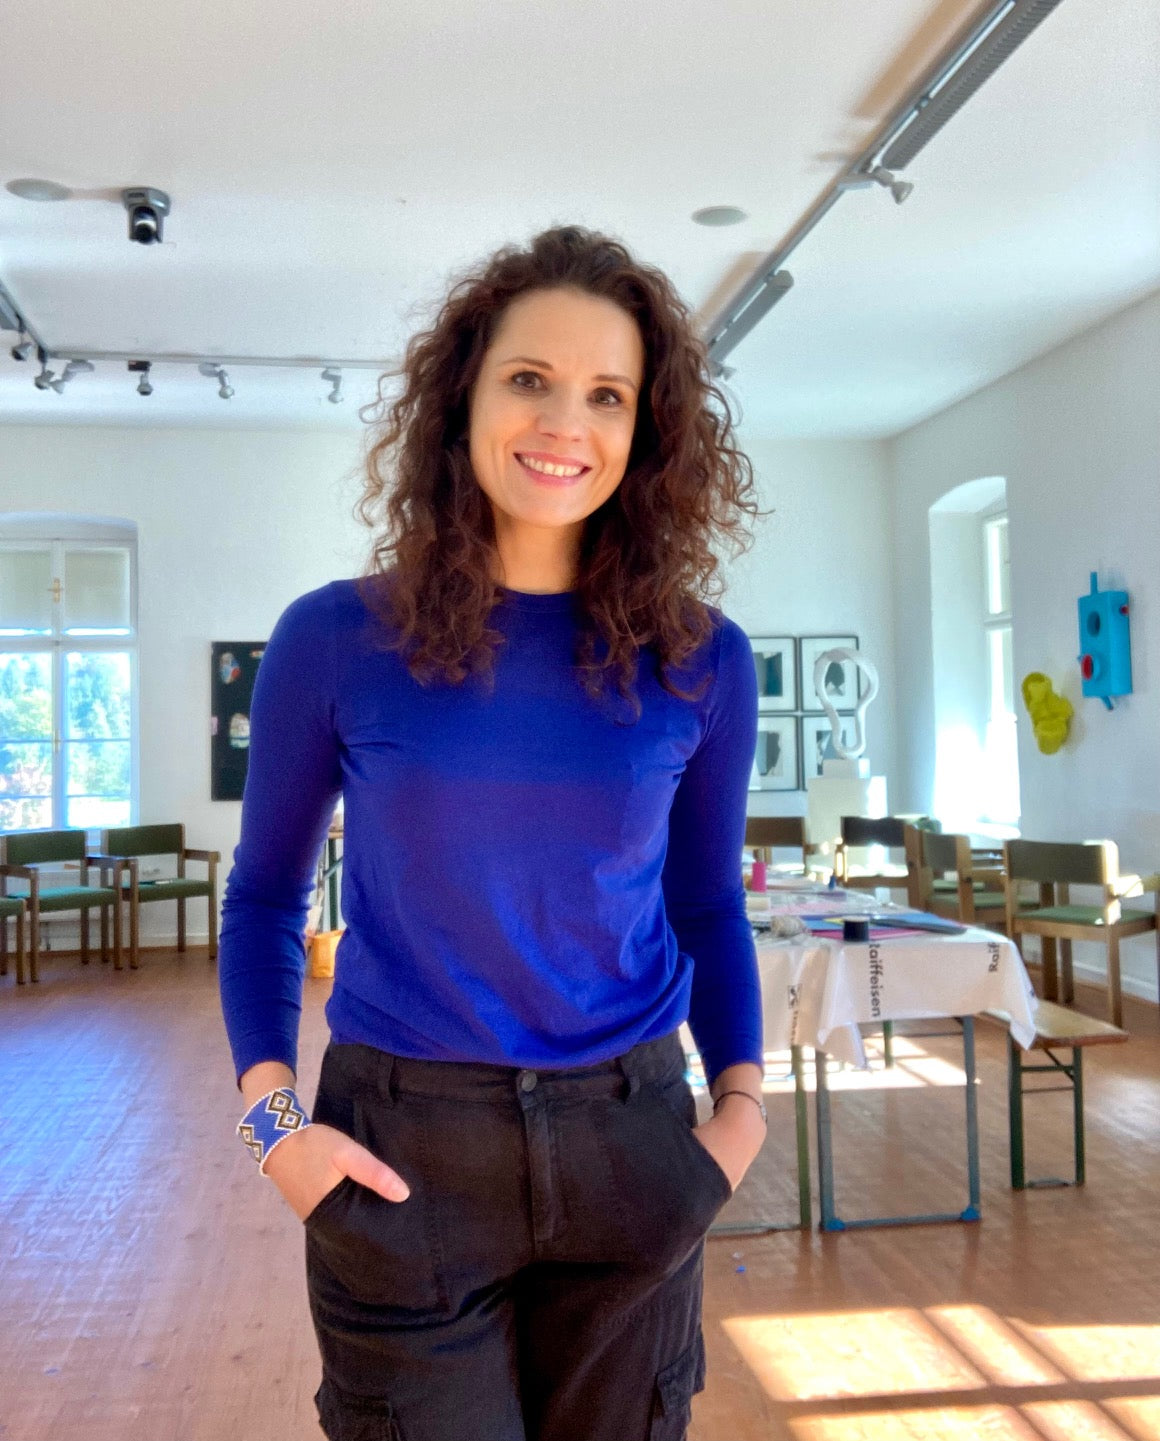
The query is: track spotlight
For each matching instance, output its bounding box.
[10,335,34,362]
[47,359,95,394]
[321,367,344,404]
[837,165,914,205]
[711,361,736,381]
[198,362,234,399]
[33,364,56,391]
[129,360,153,396]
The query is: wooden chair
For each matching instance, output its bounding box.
[834,816,916,901]
[744,816,821,878]
[1003,838,1159,1028]
[0,829,124,983]
[99,824,221,970]
[911,829,1007,928]
[0,893,29,985]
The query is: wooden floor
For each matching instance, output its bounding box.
[2,951,1159,1441]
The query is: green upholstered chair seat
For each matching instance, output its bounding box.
[0,895,26,915]
[1020,904,1153,927]
[31,886,119,911]
[123,877,212,901]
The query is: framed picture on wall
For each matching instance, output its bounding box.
[210,641,267,800]
[800,713,859,781]
[799,634,860,712]
[749,635,797,712]
[749,715,800,791]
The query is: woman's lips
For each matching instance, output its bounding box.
[515,454,591,487]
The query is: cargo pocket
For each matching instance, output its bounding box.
[315,1378,403,1440]
[648,1333,707,1440]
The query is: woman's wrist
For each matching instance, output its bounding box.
[240,1059,296,1107]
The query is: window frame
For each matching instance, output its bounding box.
[0,533,139,830]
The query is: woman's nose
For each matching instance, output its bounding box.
[535,392,586,439]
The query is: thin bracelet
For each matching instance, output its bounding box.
[712,1089,768,1123]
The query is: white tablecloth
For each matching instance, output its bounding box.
[755,927,1036,1067]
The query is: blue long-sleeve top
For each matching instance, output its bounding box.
[218,579,762,1088]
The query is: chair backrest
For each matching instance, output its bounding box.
[744,816,807,851]
[920,829,971,877]
[840,815,908,850]
[0,829,87,865]
[101,823,185,858]
[1004,838,1116,887]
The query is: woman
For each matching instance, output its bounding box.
[219,224,767,1441]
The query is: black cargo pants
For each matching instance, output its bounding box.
[304,1027,734,1441]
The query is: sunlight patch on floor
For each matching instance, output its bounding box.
[722,1308,986,1402]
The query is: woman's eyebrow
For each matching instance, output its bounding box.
[499,355,639,393]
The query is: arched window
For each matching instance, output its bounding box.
[928,480,1019,833]
[0,515,138,831]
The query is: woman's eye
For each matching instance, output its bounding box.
[510,372,622,407]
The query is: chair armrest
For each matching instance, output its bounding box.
[1113,872,1160,900]
[85,852,123,871]
[0,863,39,900]
[0,863,38,882]
[182,848,220,864]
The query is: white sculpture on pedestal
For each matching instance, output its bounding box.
[811,646,879,763]
[805,646,887,851]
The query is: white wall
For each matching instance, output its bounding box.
[2,424,898,944]
[726,437,898,819]
[890,288,1160,1000]
[2,423,369,946]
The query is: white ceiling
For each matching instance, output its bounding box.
[1,0,1157,438]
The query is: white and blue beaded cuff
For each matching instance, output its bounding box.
[237,1087,312,1173]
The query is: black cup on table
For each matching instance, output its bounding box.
[842,917,871,942]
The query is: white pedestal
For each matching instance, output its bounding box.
[806,772,888,853]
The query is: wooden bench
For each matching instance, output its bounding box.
[982,999,1128,1189]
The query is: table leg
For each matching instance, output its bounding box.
[961,1017,981,1221]
[814,1049,841,1231]
[813,1022,982,1230]
[792,1045,811,1229]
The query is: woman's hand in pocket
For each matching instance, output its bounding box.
[264,1121,410,1221]
[691,1098,767,1195]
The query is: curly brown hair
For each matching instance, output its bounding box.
[356,223,761,720]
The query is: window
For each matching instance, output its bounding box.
[980,512,1018,826]
[0,533,137,831]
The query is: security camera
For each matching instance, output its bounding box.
[121,187,171,244]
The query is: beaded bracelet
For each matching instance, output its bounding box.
[237,1087,312,1173]
[712,1089,768,1123]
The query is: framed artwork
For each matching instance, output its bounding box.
[211,641,267,800]
[799,634,860,712]
[749,715,800,791]
[749,635,797,712]
[801,713,859,781]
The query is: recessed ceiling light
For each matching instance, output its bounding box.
[692,206,748,227]
[6,178,73,201]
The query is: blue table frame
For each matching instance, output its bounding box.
[814,1016,982,1230]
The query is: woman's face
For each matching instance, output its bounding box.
[467,286,646,553]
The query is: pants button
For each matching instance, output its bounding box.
[519,1071,538,1093]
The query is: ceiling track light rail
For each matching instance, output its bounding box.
[704,0,1068,374]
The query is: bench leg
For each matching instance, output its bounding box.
[177,896,186,952]
[1106,934,1122,1028]
[1008,1035,1026,1190]
[1060,939,1074,1004]
[882,1019,894,1068]
[1073,1047,1085,1186]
